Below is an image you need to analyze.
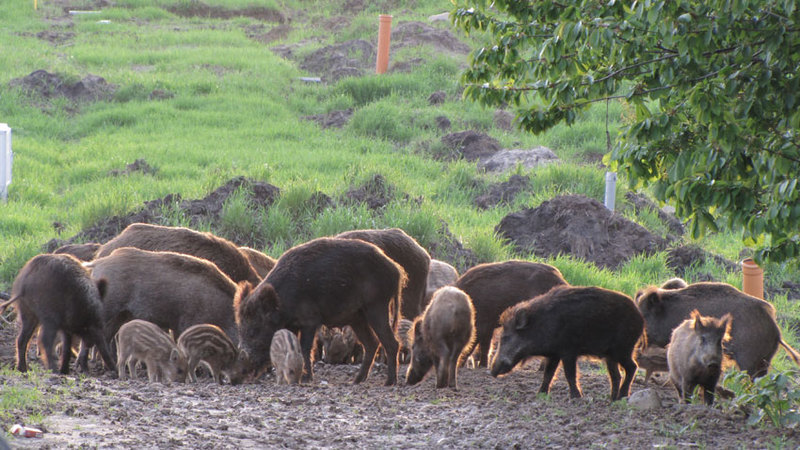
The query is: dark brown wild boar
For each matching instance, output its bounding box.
[336,228,430,320]
[239,246,276,279]
[636,282,800,377]
[455,261,568,367]
[406,286,475,389]
[0,254,115,374]
[667,310,732,405]
[116,319,188,384]
[87,247,241,347]
[235,237,406,386]
[177,324,247,385]
[53,242,101,261]
[491,286,643,401]
[95,223,261,284]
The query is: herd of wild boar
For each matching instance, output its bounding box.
[2,222,800,405]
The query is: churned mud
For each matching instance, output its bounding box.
[2,357,793,449]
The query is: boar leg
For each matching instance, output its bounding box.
[84,326,116,373]
[476,336,492,368]
[365,305,399,386]
[435,353,449,389]
[539,357,560,395]
[350,319,379,384]
[37,326,60,373]
[561,354,583,398]
[448,346,460,389]
[618,356,637,400]
[15,316,38,373]
[605,358,621,401]
[59,333,74,374]
[186,357,199,383]
[299,326,318,383]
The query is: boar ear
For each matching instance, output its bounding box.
[720,313,733,334]
[690,309,703,330]
[170,348,180,362]
[636,288,663,314]
[514,311,530,331]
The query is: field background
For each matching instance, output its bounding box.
[2,0,799,347]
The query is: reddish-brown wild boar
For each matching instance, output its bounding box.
[53,242,101,262]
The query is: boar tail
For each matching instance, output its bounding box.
[0,295,20,315]
[779,338,800,367]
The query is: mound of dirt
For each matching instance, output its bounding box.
[666,245,739,278]
[474,175,530,210]
[625,192,684,237]
[493,109,514,130]
[108,159,157,177]
[427,221,480,274]
[441,130,502,162]
[302,109,353,129]
[245,24,291,44]
[391,21,470,55]
[46,177,280,249]
[8,70,117,102]
[343,174,396,210]
[167,2,285,22]
[496,195,669,269]
[299,40,376,82]
[35,30,75,45]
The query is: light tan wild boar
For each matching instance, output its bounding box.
[423,259,459,308]
[270,329,304,385]
[406,286,476,389]
[116,319,188,384]
[177,324,247,385]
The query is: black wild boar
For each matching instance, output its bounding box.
[636,282,800,377]
[116,319,188,383]
[491,286,643,401]
[53,242,101,262]
[336,228,430,320]
[270,329,304,385]
[235,237,407,386]
[239,246,276,279]
[95,223,261,284]
[455,261,569,367]
[667,310,732,405]
[87,247,241,348]
[406,286,475,389]
[423,259,459,308]
[177,324,247,385]
[0,254,115,374]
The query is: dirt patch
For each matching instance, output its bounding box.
[166,2,285,23]
[583,151,607,167]
[493,109,514,131]
[0,354,789,448]
[8,70,117,103]
[497,195,669,269]
[34,30,75,45]
[342,174,397,210]
[440,130,502,162]
[391,21,470,55]
[107,159,157,177]
[474,175,530,210]
[428,90,446,105]
[245,24,291,45]
[388,58,426,74]
[625,192,684,237]
[299,40,376,82]
[666,245,739,280]
[302,109,353,129]
[435,115,451,131]
[428,222,480,274]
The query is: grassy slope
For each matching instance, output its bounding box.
[0,0,798,370]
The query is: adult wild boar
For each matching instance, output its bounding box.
[491,286,643,400]
[53,242,101,262]
[336,228,430,320]
[87,247,241,347]
[239,246,276,279]
[636,282,800,377]
[235,237,407,386]
[423,259,459,307]
[0,254,115,374]
[95,223,261,284]
[455,261,568,367]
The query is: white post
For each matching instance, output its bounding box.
[604,171,616,211]
[0,124,11,203]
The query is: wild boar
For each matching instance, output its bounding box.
[116,319,187,383]
[95,223,261,284]
[491,286,644,401]
[406,286,475,389]
[423,259,459,308]
[53,242,101,262]
[636,282,800,377]
[270,329,304,385]
[239,246,276,279]
[455,261,569,367]
[235,237,406,386]
[87,247,241,347]
[317,325,361,365]
[0,254,115,374]
[660,277,688,290]
[177,324,246,385]
[635,344,669,385]
[667,310,732,405]
[336,228,430,320]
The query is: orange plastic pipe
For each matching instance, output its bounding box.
[376,15,392,74]
[741,258,764,299]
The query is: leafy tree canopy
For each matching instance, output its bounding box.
[452,0,800,263]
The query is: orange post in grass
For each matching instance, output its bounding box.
[376,15,393,74]
[741,258,764,299]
